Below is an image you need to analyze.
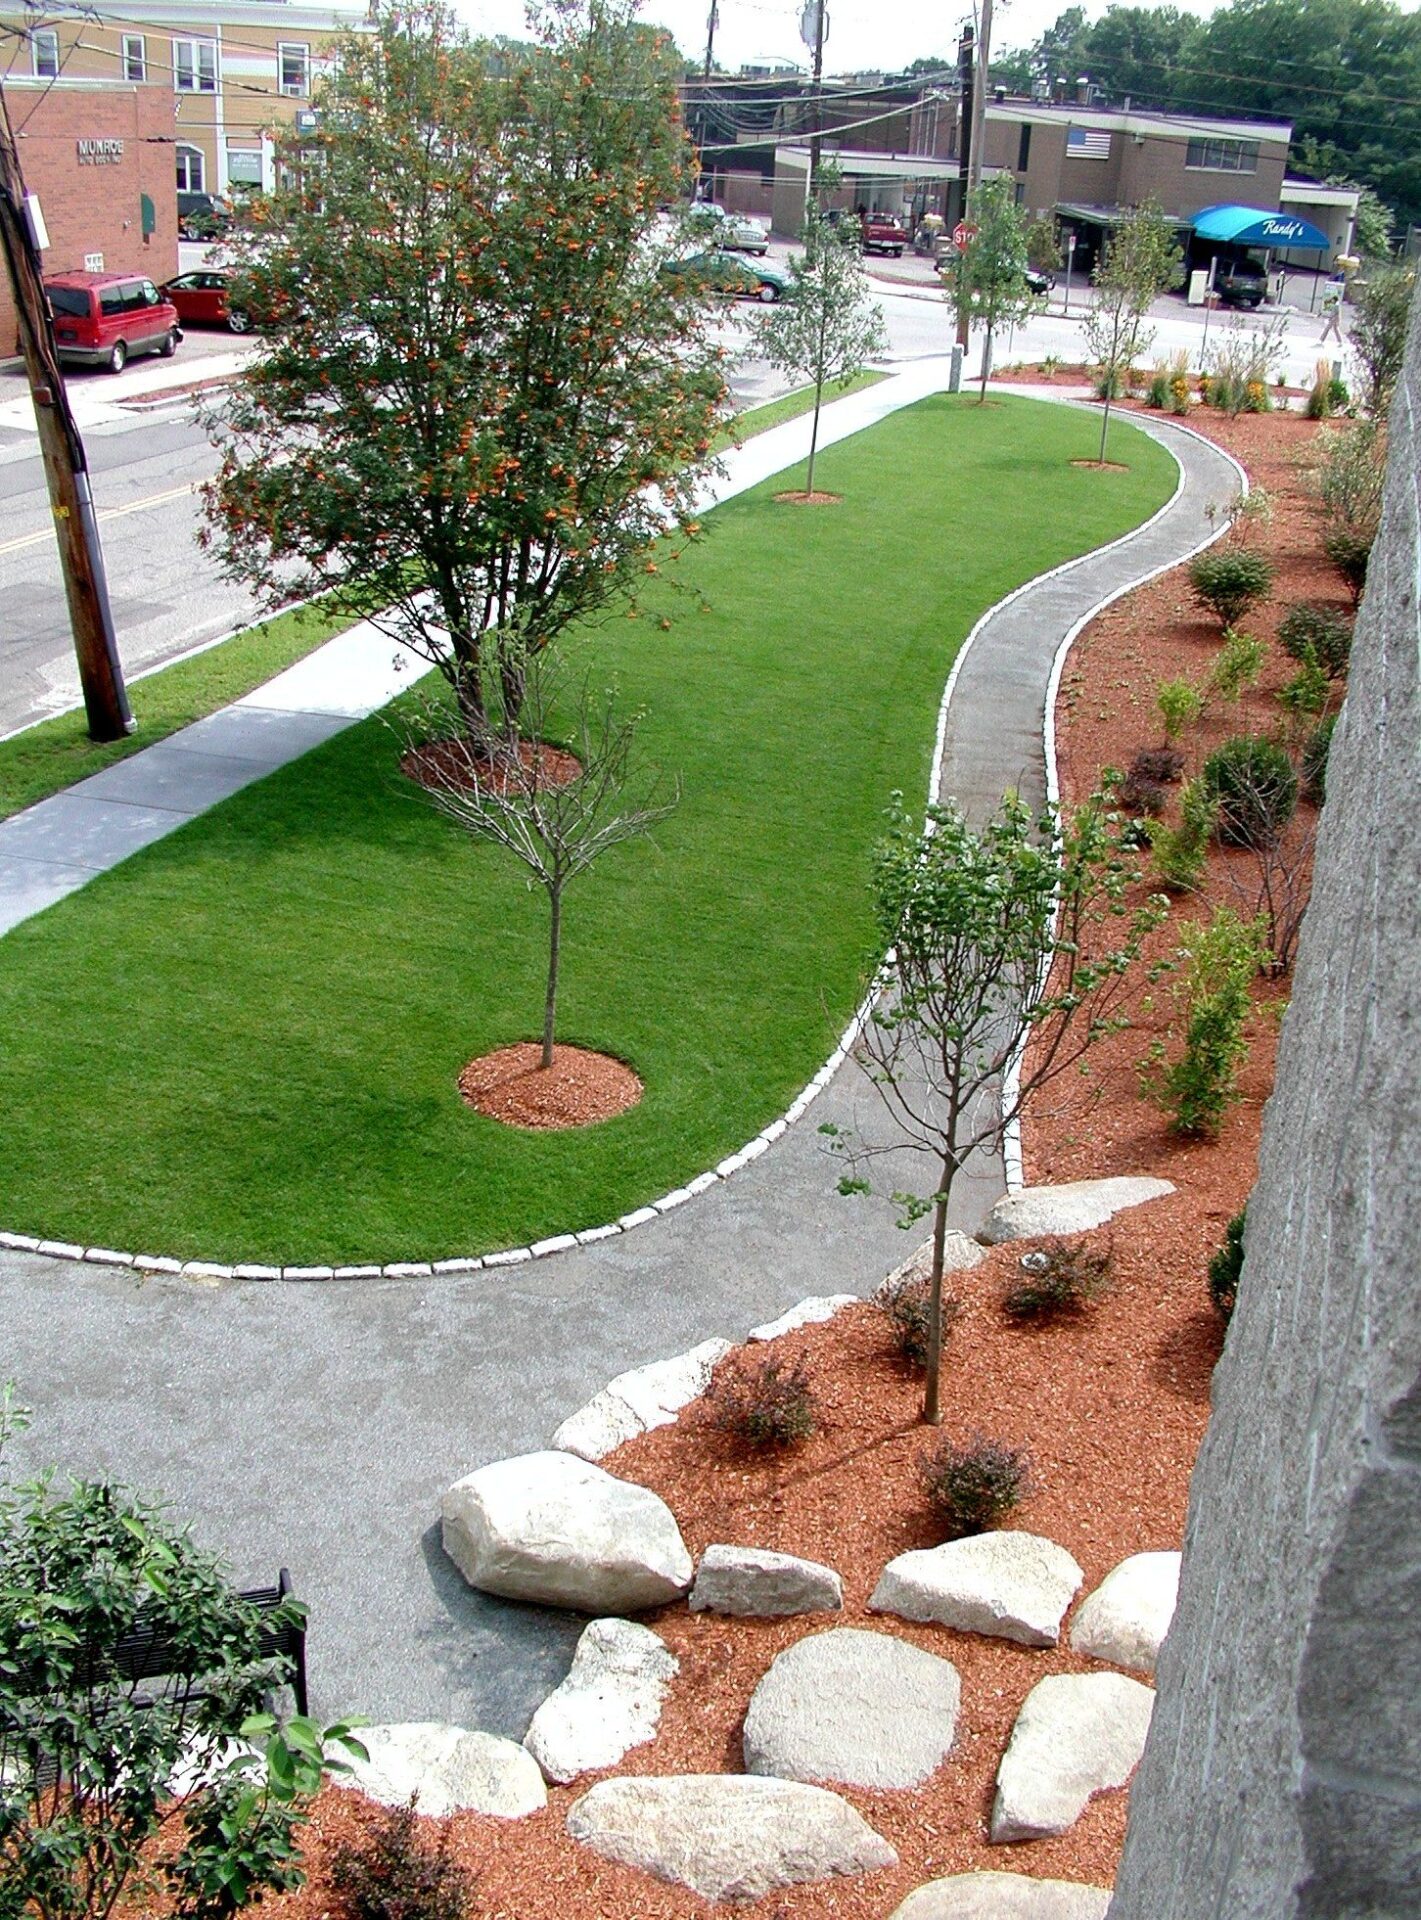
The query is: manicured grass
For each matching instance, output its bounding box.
[0,600,349,823]
[0,397,1175,1262]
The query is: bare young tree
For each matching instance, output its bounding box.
[405,654,678,1067]
[1081,199,1180,461]
[827,789,1165,1424]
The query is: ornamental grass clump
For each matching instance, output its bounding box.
[709,1354,818,1448]
[1188,549,1274,629]
[920,1434,1030,1537]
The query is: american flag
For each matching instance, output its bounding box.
[1067,126,1112,160]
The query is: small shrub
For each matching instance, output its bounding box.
[1130,745,1184,783]
[1243,378,1270,413]
[1278,660,1330,720]
[1145,362,1171,409]
[1040,352,1062,377]
[1118,768,1170,816]
[1208,1208,1247,1321]
[1144,908,1267,1136]
[709,1353,818,1447]
[1149,776,1215,892]
[1209,627,1266,704]
[330,1800,474,1920]
[1188,548,1274,628]
[1002,1238,1111,1320]
[1323,524,1372,605]
[920,1433,1029,1537]
[1202,735,1298,847]
[1301,713,1336,805]
[1157,678,1204,743]
[1277,603,1353,678]
[880,1275,960,1368]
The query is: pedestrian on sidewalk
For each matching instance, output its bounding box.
[1320,277,1345,344]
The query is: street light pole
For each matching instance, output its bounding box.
[0,93,133,741]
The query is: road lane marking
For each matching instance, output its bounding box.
[0,481,200,557]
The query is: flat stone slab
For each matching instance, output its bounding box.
[691,1544,844,1617]
[978,1179,1174,1245]
[566,1774,897,1902]
[552,1338,732,1461]
[888,1870,1112,1919]
[991,1672,1155,1842]
[1070,1550,1181,1675]
[524,1617,677,1784]
[875,1234,987,1300]
[744,1627,961,1789]
[441,1451,693,1613]
[870,1532,1084,1648]
[344,1722,546,1819]
[747,1295,858,1342]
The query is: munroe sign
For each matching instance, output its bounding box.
[76,139,125,165]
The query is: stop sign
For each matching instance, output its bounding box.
[952,221,978,250]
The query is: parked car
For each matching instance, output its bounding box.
[162,269,255,333]
[1024,266,1055,296]
[44,272,181,373]
[177,192,234,241]
[703,210,770,255]
[659,250,788,303]
[858,212,907,257]
[1214,257,1267,309]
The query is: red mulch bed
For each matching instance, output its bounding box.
[458,1043,643,1130]
[248,396,1335,1920]
[401,737,582,797]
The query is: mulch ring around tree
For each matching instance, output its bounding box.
[400,737,582,797]
[1070,459,1130,472]
[773,490,843,505]
[458,1043,643,1129]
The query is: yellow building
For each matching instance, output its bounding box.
[2,0,371,199]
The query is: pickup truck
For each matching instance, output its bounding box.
[858,213,906,257]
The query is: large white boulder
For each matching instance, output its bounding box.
[747,1295,858,1342]
[441,1450,693,1612]
[743,1627,961,1789]
[566,1773,897,1902]
[875,1234,986,1300]
[991,1672,1154,1842]
[888,1870,1112,1919]
[869,1532,1084,1648]
[551,1338,732,1461]
[343,1722,546,1819]
[523,1617,677,1784]
[690,1544,843,1617]
[1070,1550,1181,1675]
[978,1179,1174,1245]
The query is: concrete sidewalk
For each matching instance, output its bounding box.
[0,380,1242,1732]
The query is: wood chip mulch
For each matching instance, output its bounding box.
[251,398,1326,1920]
[401,737,582,798]
[458,1043,643,1130]
[773,490,843,504]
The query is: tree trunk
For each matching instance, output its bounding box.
[805,379,825,497]
[453,647,485,736]
[922,1176,953,1425]
[1098,393,1112,464]
[541,885,562,1070]
[978,324,994,402]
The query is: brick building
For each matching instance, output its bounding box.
[0,74,179,354]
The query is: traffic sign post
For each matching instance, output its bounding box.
[952,220,978,251]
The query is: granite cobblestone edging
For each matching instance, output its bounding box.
[0,405,1237,1283]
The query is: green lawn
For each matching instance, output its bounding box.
[0,397,1174,1262]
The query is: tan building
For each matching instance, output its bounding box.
[2,0,370,201]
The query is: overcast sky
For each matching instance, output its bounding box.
[452,0,1228,82]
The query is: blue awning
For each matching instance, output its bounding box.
[1192,203,1330,251]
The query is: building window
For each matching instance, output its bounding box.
[31,28,60,77]
[175,144,205,192]
[122,34,146,82]
[173,38,218,93]
[1186,136,1259,174]
[278,42,310,97]
[1017,123,1032,172]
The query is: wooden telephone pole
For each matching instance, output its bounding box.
[0,92,133,741]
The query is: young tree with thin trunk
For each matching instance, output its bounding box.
[1081,199,1180,463]
[755,205,887,498]
[827,790,1165,1424]
[406,657,678,1069]
[203,0,724,740]
[943,175,1042,401]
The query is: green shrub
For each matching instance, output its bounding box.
[879,1274,960,1368]
[1208,1208,1247,1321]
[1188,548,1274,627]
[1131,745,1184,783]
[1278,660,1331,720]
[1157,678,1204,742]
[920,1434,1029,1537]
[1304,358,1334,420]
[1145,364,1171,409]
[1002,1239,1111,1321]
[1145,908,1267,1136]
[1209,627,1266,703]
[1118,768,1170,816]
[1301,713,1337,805]
[1148,776,1216,892]
[1277,604,1352,678]
[1323,525,1373,605]
[1202,735,1298,847]
[331,1800,475,1920]
[709,1354,818,1447]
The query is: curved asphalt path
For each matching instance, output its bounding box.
[0,375,1241,1733]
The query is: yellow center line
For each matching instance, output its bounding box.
[0,480,200,558]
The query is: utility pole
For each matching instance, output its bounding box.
[0,91,133,741]
[971,0,993,204]
[804,0,827,220]
[954,24,974,351]
[702,0,717,80]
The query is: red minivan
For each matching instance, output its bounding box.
[44,271,181,374]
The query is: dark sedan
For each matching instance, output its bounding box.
[659,250,789,304]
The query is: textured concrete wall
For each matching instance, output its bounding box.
[1109,291,1421,1917]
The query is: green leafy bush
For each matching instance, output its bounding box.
[1209,627,1266,703]
[709,1354,818,1447]
[1279,660,1331,720]
[1202,735,1298,847]
[1156,678,1204,743]
[1148,777,1216,892]
[879,1274,960,1368]
[1145,908,1267,1136]
[1323,525,1373,605]
[1277,604,1352,678]
[1188,549,1274,628]
[330,1800,475,1920]
[919,1434,1029,1537]
[1208,1208,1247,1321]
[1302,713,1337,806]
[1002,1239,1111,1321]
